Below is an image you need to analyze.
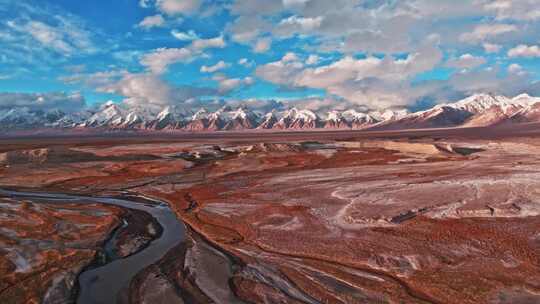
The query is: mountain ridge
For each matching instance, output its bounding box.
[2,93,540,132]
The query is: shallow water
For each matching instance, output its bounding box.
[0,189,186,304]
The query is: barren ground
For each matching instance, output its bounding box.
[1,126,540,303]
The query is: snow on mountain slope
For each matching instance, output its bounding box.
[439,93,535,115]
[3,93,540,132]
[223,107,260,130]
[257,112,278,129]
[324,111,349,129]
[372,106,473,130]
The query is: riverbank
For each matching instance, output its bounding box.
[0,189,182,304]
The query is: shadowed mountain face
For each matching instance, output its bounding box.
[3,93,540,132]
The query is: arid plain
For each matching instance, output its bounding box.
[1,126,540,304]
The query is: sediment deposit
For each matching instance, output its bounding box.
[1,130,540,303]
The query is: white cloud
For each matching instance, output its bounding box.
[230,0,283,16]
[282,0,310,9]
[446,65,531,97]
[213,74,254,93]
[226,16,271,43]
[190,35,226,51]
[200,60,230,73]
[0,92,85,113]
[256,43,443,109]
[139,0,152,8]
[508,44,540,58]
[140,35,226,74]
[141,48,194,74]
[156,0,202,15]
[446,54,486,69]
[98,72,216,107]
[138,15,165,29]
[99,73,173,106]
[171,29,199,41]
[483,43,501,53]
[483,0,540,21]
[306,54,320,65]
[253,37,271,53]
[255,53,304,85]
[238,58,253,67]
[6,18,95,56]
[0,1,101,73]
[282,52,299,62]
[508,63,527,75]
[275,15,323,37]
[25,21,73,53]
[60,70,127,87]
[460,23,518,43]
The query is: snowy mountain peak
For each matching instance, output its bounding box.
[296,109,318,121]
[513,93,532,100]
[192,108,208,120]
[326,110,343,121]
[371,109,409,121]
[284,107,299,118]
[442,93,510,113]
[4,93,540,132]
[231,107,249,120]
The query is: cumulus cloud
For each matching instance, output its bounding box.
[0,92,85,113]
[255,53,305,85]
[60,68,219,109]
[98,72,216,108]
[138,15,165,29]
[508,44,540,58]
[156,0,202,15]
[171,29,199,41]
[282,0,310,9]
[280,96,352,113]
[256,43,443,109]
[238,58,254,67]
[200,60,230,73]
[446,66,530,97]
[141,48,194,74]
[306,55,320,65]
[282,52,299,62]
[140,34,226,74]
[508,63,527,76]
[212,74,254,93]
[343,29,412,54]
[253,37,271,53]
[275,15,324,37]
[229,0,283,16]
[9,0,540,114]
[446,54,486,70]
[483,43,501,53]
[139,0,152,8]
[483,0,540,21]
[460,23,518,43]
[226,15,272,43]
[190,35,225,50]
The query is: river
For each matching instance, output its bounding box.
[0,189,185,304]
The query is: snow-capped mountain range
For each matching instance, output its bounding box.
[2,93,540,132]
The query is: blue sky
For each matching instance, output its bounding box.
[1,0,540,113]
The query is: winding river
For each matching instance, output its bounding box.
[0,189,186,304]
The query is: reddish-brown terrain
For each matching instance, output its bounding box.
[1,125,540,303]
[0,196,122,303]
